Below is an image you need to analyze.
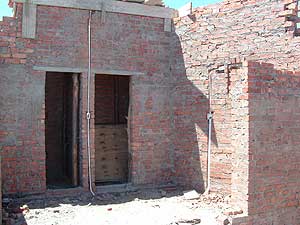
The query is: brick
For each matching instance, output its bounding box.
[173,0,300,222]
[278,9,297,17]
[0,2,299,225]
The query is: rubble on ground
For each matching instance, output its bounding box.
[2,189,235,225]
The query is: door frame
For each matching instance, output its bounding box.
[93,74,132,186]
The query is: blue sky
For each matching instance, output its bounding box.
[0,0,13,18]
[0,0,222,18]
[164,0,221,8]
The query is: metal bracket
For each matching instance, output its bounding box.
[86,112,91,120]
[207,112,213,120]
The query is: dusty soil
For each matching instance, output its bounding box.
[3,189,233,225]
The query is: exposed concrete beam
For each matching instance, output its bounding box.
[33,66,145,76]
[94,69,145,76]
[15,0,177,18]
[144,0,164,7]
[22,0,37,38]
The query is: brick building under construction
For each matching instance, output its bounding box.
[0,0,300,224]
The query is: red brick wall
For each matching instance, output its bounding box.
[229,61,300,224]
[0,15,31,65]
[0,3,174,194]
[0,11,46,193]
[230,63,250,214]
[95,75,129,125]
[172,0,300,193]
[247,62,300,223]
[1,1,300,210]
[95,75,116,124]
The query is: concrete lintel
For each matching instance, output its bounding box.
[33,66,145,76]
[33,66,84,73]
[15,0,178,19]
[95,69,145,76]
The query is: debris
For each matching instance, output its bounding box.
[4,189,230,224]
[20,204,30,213]
[199,193,225,204]
[160,190,167,197]
[175,218,201,224]
[216,214,231,225]
[224,195,231,204]
[223,207,243,216]
[183,190,200,200]
[223,218,231,225]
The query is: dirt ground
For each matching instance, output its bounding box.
[3,189,234,225]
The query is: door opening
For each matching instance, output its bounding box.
[45,72,80,189]
[95,75,130,185]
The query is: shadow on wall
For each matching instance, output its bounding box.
[247,62,300,221]
[171,28,218,192]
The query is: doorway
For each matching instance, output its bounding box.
[45,72,80,189]
[95,75,130,185]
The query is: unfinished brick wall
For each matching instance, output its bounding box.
[0,3,174,195]
[281,0,300,36]
[0,4,300,221]
[230,63,250,214]
[172,0,300,193]
[247,62,300,224]
[248,62,300,216]
[230,61,300,224]
[0,13,46,193]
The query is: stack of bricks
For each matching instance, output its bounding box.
[280,0,300,36]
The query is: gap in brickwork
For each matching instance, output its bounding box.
[294,0,300,36]
[282,0,300,36]
[94,75,130,186]
[45,72,80,189]
[297,0,300,36]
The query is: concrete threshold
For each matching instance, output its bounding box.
[96,182,178,194]
[96,183,138,194]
